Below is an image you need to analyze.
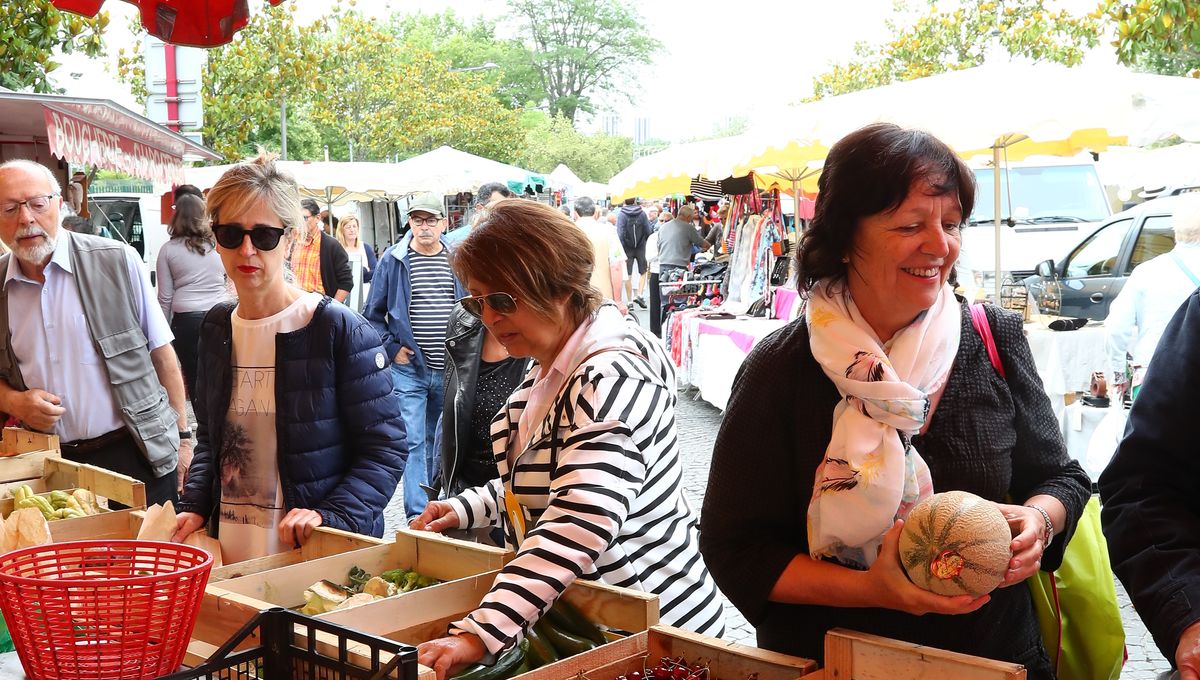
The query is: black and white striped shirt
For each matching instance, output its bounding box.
[408,246,456,371]
[445,305,726,654]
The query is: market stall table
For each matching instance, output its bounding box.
[1023,320,1109,418]
[1058,400,1128,483]
[684,316,789,411]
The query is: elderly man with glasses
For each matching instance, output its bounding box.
[0,160,189,506]
[364,193,466,523]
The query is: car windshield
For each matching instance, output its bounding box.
[971,165,1110,223]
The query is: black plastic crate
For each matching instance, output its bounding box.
[158,607,417,680]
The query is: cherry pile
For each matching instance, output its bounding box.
[616,656,711,680]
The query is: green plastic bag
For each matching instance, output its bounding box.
[0,610,12,654]
[1027,496,1125,680]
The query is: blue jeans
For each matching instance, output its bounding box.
[391,362,445,521]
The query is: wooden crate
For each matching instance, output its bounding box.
[0,428,60,483]
[573,625,818,680]
[805,628,1027,680]
[193,527,511,648]
[316,574,659,680]
[0,457,146,513]
[208,526,390,581]
[45,506,145,543]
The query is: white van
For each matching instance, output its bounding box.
[959,158,1113,293]
[86,193,169,286]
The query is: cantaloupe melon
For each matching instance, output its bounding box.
[898,490,1012,597]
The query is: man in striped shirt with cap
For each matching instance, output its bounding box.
[364,193,465,522]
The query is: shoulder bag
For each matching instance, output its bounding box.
[969,303,1126,680]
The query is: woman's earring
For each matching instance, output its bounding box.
[841,256,849,263]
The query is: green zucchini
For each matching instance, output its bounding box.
[547,598,607,645]
[449,639,526,680]
[524,622,561,668]
[536,618,598,658]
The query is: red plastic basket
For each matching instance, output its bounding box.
[0,540,213,680]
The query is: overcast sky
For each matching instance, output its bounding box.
[55,0,905,142]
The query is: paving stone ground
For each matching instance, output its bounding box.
[381,372,1173,679]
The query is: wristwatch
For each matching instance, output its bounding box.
[178,430,193,441]
[1026,504,1054,548]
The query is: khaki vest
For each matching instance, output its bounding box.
[0,232,178,477]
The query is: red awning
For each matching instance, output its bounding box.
[51,0,285,48]
[0,91,220,183]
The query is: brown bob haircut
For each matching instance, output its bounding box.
[452,199,602,326]
[796,122,975,294]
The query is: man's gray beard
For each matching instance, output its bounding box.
[9,230,56,266]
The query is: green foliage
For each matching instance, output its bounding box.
[810,0,1101,99]
[198,1,325,160]
[508,0,658,122]
[519,113,633,182]
[368,51,525,163]
[388,10,542,108]
[0,0,108,93]
[115,14,149,103]
[1104,0,1200,77]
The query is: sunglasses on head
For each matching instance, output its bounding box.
[457,292,518,319]
[213,224,287,251]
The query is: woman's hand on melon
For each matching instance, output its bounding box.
[994,503,1045,587]
[872,520,991,616]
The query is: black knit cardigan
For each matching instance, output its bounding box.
[700,300,1090,677]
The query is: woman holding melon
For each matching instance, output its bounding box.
[701,123,1090,677]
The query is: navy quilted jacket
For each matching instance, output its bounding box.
[177,297,407,537]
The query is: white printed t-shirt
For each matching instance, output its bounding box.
[219,291,321,564]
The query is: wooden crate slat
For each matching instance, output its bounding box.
[0,428,59,456]
[0,457,145,514]
[209,527,387,582]
[823,629,1026,680]
[46,508,142,542]
[0,450,59,484]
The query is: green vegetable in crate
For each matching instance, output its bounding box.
[545,598,607,645]
[450,639,528,680]
[299,580,353,615]
[348,565,371,593]
[535,617,598,657]
[522,622,560,668]
[17,493,56,521]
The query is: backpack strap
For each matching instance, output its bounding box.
[1169,251,1200,288]
[969,303,1006,380]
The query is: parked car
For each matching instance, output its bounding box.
[962,158,1113,295]
[1023,194,1186,320]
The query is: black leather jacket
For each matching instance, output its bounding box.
[439,305,528,496]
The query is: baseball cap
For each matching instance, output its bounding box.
[407,193,444,218]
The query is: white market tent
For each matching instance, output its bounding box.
[184,160,401,205]
[387,146,539,196]
[549,164,610,202]
[185,147,543,201]
[549,164,584,190]
[1097,143,1200,197]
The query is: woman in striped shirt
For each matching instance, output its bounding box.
[412,199,724,678]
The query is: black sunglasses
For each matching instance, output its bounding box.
[457,293,518,319]
[213,224,287,251]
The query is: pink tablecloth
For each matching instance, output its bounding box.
[772,286,801,321]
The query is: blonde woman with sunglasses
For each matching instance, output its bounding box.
[172,154,407,564]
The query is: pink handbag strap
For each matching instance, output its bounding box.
[969,303,1006,380]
